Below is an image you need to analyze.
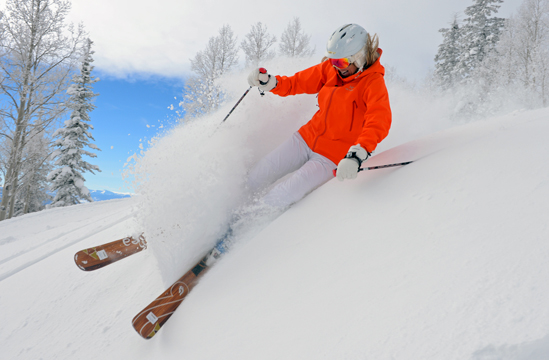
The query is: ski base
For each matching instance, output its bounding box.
[74,234,147,271]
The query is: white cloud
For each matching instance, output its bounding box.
[1,0,524,81]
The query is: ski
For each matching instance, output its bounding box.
[74,234,147,271]
[131,247,222,339]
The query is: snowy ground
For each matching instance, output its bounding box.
[1,106,549,359]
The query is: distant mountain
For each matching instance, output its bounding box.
[0,187,132,203]
[89,189,132,202]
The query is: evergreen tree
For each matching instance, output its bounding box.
[434,15,463,89]
[48,38,100,207]
[459,0,506,77]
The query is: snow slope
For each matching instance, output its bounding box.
[1,107,549,360]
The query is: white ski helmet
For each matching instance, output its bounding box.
[325,23,368,60]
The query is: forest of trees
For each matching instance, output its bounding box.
[433,0,549,114]
[182,0,549,122]
[2,0,549,220]
[0,0,100,220]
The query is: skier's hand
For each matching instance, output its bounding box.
[247,68,277,92]
[336,145,370,181]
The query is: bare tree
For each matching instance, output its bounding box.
[13,128,52,216]
[180,25,239,120]
[241,22,276,67]
[483,0,549,106]
[489,17,520,85]
[279,17,315,58]
[0,10,5,40]
[515,0,549,105]
[0,0,85,220]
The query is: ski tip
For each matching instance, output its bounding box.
[74,251,98,271]
[132,315,160,340]
[74,253,87,271]
[76,265,88,272]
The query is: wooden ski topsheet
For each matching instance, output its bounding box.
[132,257,209,339]
[74,234,147,271]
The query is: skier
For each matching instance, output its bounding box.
[132,27,393,337]
[245,23,392,209]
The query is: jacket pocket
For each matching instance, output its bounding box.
[349,101,358,131]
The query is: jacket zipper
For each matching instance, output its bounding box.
[312,87,337,152]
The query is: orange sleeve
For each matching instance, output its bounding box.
[270,62,328,97]
[357,74,392,153]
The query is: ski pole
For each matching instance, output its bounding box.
[221,86,252,123]
[332,160,414,177]
[212,86,253,135]
[220,68,269,123]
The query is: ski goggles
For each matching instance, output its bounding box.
[330,57,353,69]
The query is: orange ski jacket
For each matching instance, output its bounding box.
[271,49,391,164]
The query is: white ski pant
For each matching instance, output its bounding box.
[247,132,337,208]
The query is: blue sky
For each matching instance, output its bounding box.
[84,75,184,192]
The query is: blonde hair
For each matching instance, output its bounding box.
[364,33,380,69]
[322,33,379,70]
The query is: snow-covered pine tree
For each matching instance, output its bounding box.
[434,15,463,89]
[279,17,315,58]
[180,25,238,120]
[48,38,100,207]
[241,22,277,67]
[459,0,506,78]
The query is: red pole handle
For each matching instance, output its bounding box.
[258,68,268,86]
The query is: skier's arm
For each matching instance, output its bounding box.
[356,74,392,153]
[270,62,328,97]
